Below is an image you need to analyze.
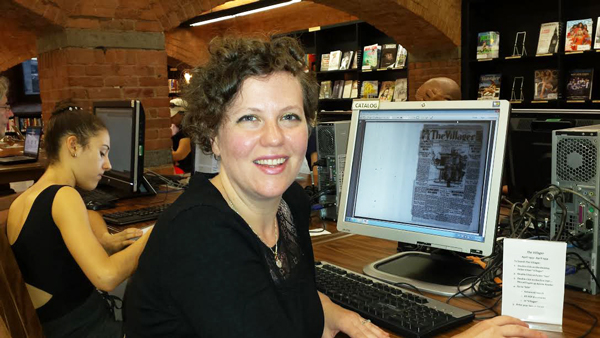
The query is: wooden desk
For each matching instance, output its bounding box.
[313,233,600,337]
[0,152,46,184]
[100,190,183,233]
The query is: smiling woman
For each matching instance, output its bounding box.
[6,101,152,337]
[123,36,389,338]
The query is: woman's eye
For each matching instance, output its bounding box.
[237,115,258,123]
[282,113,301,121]
[100,152,106,157]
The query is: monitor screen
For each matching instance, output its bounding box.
[94,100,144,193]
[338,100,510,257]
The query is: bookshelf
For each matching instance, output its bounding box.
[276,21,408,116]
[462,0,600,108]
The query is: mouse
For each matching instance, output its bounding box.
[86,200,116,211]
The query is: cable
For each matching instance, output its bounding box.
[565,302,598,338]
[566,252,600,291]
[392,282,423,295]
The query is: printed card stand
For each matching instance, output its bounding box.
[502,239,566,335]
[510,76,524,103]
[507,32,528,59]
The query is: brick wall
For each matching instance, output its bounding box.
[38,47,171,153]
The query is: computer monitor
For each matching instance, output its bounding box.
[93,100,154,197]
[506,109,600,202]
[193,144,220,177]
[337,100,510,295]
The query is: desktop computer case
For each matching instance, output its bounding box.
[316,121,350,221]
[551,125,600,294]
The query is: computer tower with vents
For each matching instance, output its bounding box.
[551,125,600,294]
[316,121,351,221]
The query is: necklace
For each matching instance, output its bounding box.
[226,198,283,268]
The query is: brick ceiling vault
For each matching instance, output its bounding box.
[0,0,460,71]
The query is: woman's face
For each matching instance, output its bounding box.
[212,71,308,201]
[73,129,112,191]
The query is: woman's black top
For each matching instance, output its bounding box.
[11,185,95,322]
[124,175,325,337]
[171,130,193,173]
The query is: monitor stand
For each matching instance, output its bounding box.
[363,250,482,296]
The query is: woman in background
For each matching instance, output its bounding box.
[7,103,151,337]
[170,98,193,173]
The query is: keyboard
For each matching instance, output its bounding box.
[102,203,171,225]
[78,188,119,208]
[315,262,474,338]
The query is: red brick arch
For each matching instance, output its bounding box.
[163,0,460,68]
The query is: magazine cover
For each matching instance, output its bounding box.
[360,80,379,98]
[351,50,359,69]
[350,80,359,98]
[380,44,397,69]
[333,80,345,99]
[362,44,379,70]
[319,81,332,99]
[536,22,560,55]
[394,44,408,68]
[565,19,593,52]
[328,50,342,71]
[342,80,353,98]
[477,74,501,100]
[533,69,559,100]
[320,54,329,71]
[378,81,395,101]
[477,31,500,59]
[566,69,594,100]
[339,51,354,70]
[393,78,408,102]
[595,17,600,49]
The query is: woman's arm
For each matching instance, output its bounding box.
[52,187,152,291]
[172,137,191,162]
[88,210,143,255]
[319,292,389,338]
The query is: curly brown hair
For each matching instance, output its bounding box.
[182,36,318,154]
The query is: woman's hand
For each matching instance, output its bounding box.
[319,292,389,338]
[100,228,143,255]
[453,316,547,338]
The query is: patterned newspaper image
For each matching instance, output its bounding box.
[412,124,484,227]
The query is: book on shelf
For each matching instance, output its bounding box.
[565,18,593,52]
[533,69,559,100]
[168,79,179,93]
[394,44,408,68]
[595,17,600,49]
[378,81,395,101]
[536,22,560,55]
[342,80,353,99]
[362,44,379,70]
[393,78,408,102]
[319,81,332,99]
[360,80,379,98]
[477,31,500,59]
[339,51,354,70]
[320,54,330,71]
[328,50,342,71]
[350,80,359,98]
[478,74,501,100]
[380,44,397,69]
[566,69,594,100]
[332,80,345,99]
[351,50,359,69]
[305,53,317,72]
